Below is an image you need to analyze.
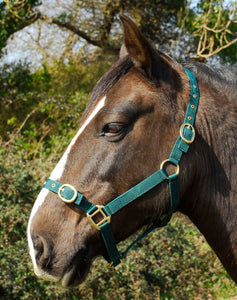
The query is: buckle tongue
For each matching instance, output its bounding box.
[87,205,111,231]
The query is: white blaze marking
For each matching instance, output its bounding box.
[27,188,50,271]
[27,96,106,274]
[50,96,106,181]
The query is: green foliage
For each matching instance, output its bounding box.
[182,0,237,63]
[0,62,33,94]
[129,0,187,43]
[0,0,41,57]
[0,58,112,144]
[0,59,236,299]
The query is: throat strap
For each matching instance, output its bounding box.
[43,68,199,268]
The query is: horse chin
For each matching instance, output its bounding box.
[61,263,91,287]
[34,248,92,287]
[60,249,92,287]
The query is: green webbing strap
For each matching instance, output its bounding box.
[42,68,199,268]
[169,69,199,165]
[117,174,179,260]
[168,173,179,213]
[43,178,122,266]
[43,179,94,212]
[105,169,168,215]
[100,222,121,266]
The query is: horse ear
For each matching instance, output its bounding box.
[120,15,153,75]
[119,44,128,59]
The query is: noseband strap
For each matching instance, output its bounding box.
[43,68,199,268]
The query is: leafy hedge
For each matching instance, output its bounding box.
[0,59,236,299]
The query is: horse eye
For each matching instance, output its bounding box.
[101,123,125,137]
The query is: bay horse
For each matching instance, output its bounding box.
[27,15,237,287]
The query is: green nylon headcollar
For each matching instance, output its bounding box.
[43,68,199,267]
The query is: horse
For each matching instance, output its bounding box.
[27,15,237,287]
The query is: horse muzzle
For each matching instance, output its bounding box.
[30,233,91,287]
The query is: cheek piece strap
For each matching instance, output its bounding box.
[43,69,199,268]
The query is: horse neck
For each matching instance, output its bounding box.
[180,79,237,282]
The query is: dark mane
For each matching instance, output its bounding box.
[89,50,237,107]
[90,56,133,104]
[184,62,237,100]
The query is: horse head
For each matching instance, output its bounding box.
[27,16,202,287]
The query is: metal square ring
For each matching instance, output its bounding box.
[87,205,111,231]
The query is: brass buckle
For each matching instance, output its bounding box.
[160,159,180,179]
[107,261,114,269]
[58,184,78,203]
[180,123,195,144]
[87,205,111,231]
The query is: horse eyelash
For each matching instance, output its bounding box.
[100,123,126,137]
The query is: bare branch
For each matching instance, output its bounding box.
[42,16,102,48]
[3,106,39,147]
[41,14,120,54]
[197,37,237,58]
[194,1,237,59]
[3,0,39,20]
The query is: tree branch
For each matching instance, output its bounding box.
[99,0,121,45]
[3,106,39,147]
[197,37,237,59]
[194,1,237,60]
[42,16,102,48]
[42,15,120,54]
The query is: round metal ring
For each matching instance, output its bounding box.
[160,159,180,178]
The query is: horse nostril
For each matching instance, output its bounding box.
[33,235,44,261]
[33,235,52,269]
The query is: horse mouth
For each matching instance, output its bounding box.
[61,249,92,287]
[33,248,92,287]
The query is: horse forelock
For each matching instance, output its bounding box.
[89,56,133,105]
